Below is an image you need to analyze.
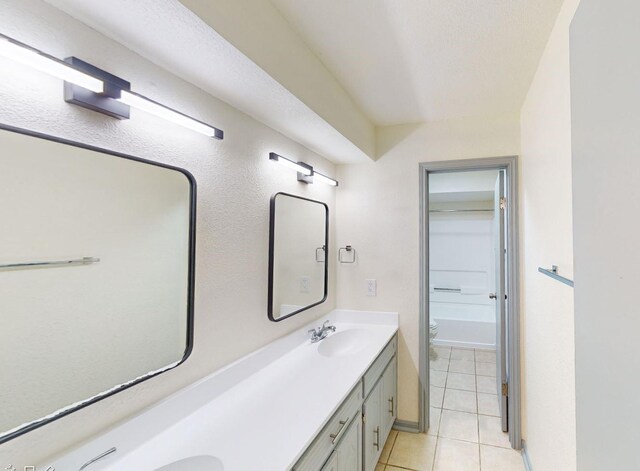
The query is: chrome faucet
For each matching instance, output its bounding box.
[308,320,337,343]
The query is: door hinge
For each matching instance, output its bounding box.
[501,382,508,396]
[499,197,507,210]
[362,411,366,424]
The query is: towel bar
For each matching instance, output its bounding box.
[538,265,574,287]
[0,256,100,270]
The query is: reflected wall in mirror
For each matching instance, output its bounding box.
[268,193,328,321]
[0,125,195,443]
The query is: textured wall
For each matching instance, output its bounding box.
[336,116,520,424]
[519,0,579,469]
[0,0,337,467]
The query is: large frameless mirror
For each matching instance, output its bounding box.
[268,192,328,321]
[0,125,195,443]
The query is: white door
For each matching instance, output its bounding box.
[492,171,508,432]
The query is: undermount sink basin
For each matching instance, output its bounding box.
[154,455,223,471]
[318,329,373,357]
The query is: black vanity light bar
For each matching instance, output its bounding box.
[0,33,223,139]
[269,152,339,187]
[269,152,312,176]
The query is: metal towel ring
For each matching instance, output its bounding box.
[338,245,356,263]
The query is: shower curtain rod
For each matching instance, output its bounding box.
[429,209,494,213]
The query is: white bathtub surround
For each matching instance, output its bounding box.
[43,310,398,471]
[429,202,498,349]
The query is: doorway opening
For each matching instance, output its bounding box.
[418,157,521,449]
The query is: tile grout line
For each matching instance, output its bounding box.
[432,390,446,471]
[475,349,483,471]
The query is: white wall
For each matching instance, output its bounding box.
[519,0,579,469]
[0,0,337,467]
[571,1,640,469]
[336,115,519,423]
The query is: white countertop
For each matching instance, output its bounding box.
[47,310,398,471]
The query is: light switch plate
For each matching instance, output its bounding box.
[366,279,377,296]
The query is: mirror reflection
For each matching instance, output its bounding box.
[269,193,328,321]
[0,127,195,442]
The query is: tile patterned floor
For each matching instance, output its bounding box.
[377,347,525,471]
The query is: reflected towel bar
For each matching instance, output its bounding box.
[0,256,100,270]
[433,287,462,293]
[538,265,574,287]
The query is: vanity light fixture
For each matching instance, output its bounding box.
[0,33,223,139]
[313,171,339,187]
[0,34,104,93]
[268,152,339,187]
[117,90,223,139]
[269,152,313,176]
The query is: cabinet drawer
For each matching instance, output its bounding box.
[294,381,363,471]
[363,335,397,398]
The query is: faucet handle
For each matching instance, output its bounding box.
[323,320,336,330]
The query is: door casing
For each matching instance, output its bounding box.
[417,156,521,449]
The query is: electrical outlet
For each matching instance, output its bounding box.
[300,276,311,293]
[366,279,377,296]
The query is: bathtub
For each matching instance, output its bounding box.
[430,288,496,349]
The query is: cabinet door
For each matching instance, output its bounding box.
[363,381,382,471]
[381,358,397,437]
[321,452,338,471]
[335,412,362,471]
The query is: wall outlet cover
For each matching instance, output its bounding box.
[366,279,377,296]
[300,276,311,293]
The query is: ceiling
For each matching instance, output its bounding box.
[270,0,564,126]
[45,0,374,163]
[44,0,564,163]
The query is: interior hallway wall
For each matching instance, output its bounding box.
[335,115,519,424]
[571,0,640,469]
[519,0,580,469]
[0,0,337,467]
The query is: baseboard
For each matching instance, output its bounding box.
[393,419,420,433]
[521,440,533,471]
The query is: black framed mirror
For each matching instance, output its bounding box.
[268,192,329,321]
[0,124,196,443]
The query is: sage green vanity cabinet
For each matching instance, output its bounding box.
[313,413,362,471]
[363,378,383,471]
[293,334,397,471]
[321,452,337,471]
[335,413,362,471]
[381,359,397,438]
[363,355,397,471]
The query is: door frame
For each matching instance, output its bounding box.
[418,156,521,449]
